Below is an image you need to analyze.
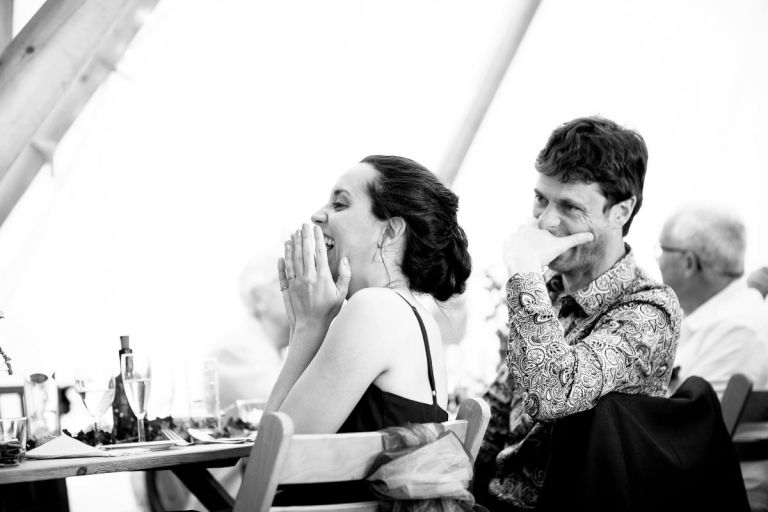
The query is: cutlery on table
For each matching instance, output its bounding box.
[161,426,191,446]
[186,428,254,444]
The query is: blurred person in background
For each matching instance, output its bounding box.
[139,256,291,511]
[747,266,768,347]
[442,263,518,411]
[475,116,681,511]
[659,206,768,398]
[430,287,500,413]
[747,267,768,299]
[658,206,768,512]
[208,255,291,408]
[424,293,469,412]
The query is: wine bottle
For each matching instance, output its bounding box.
[112,335,137,440]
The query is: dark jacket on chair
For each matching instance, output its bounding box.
[536,376,749,512]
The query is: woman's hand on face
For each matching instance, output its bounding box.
[281,223,351,329]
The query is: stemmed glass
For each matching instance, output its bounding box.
[121,353,152,443]
[74,372,116,447]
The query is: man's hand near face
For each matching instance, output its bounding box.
[503,219,594,277]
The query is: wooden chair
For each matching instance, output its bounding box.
[0,387,69,512]
[733,388,768,461]
[720,374,753,438]
[233,397,491,512]
[0,385,25,417]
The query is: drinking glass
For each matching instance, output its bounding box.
[121,353,152,443]
[0,417,28,465]
[73,372,116,447]
[186,357,221,430]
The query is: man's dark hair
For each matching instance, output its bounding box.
[535,116,648,235]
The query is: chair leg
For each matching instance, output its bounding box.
[172,465,235,512]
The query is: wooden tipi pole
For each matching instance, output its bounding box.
[438,0,541,187]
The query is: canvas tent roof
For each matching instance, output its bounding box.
[0,0,767,383]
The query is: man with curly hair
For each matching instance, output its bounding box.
[474,117,682,511]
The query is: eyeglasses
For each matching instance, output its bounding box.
[654,244,684,258]
[654,244,702,271]
[655,244,744,278]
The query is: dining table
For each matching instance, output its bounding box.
[0,442,253,512]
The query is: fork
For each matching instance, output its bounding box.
[161,426,191,446]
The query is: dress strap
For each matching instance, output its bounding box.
[394,292,438,406]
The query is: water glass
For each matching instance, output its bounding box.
[186,357,220,430]
[23,372,61,444]
[0,417,28,465]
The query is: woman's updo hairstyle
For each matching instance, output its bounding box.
[361,155,472,301]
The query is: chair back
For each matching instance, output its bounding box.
[733,389,768,462]
[234,397,490,512]
[721,373,753,437]
[740,390,768,423]
[0,385,25,417]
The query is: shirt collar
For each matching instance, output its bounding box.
[547,245,638,317]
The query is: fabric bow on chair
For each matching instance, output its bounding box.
[367,422,483,512]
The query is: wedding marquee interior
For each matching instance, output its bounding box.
[0,2,767,508]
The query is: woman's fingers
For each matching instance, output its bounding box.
[293,229,304,278]
[283,240,296,280]
[301,223,316,278]
[277,258,295,325]
[313,224,329,274]
[286,224,324,282]
[277,257,289,291]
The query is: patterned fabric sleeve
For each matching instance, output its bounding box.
[505,272,674,421]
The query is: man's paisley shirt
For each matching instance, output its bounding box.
[478,249,681,509]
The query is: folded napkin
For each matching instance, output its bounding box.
[25,435,113,459]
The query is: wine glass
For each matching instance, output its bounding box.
[120,353,152,443]
[73,372,116,447]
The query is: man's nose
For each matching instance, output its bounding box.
[537,205,561,232]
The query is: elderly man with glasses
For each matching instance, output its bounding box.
[658,206,768,398]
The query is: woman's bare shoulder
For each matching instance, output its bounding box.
[333,288,414,336]
[343,286,407,306]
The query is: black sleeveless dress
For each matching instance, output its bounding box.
[338,292,448,432]
[272,292,448,505]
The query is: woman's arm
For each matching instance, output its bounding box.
[276,289,397,433]
[265,223,350,414]
[263,322,328,414]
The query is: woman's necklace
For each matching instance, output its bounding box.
[385,279,409,292]
[385,280,417,304]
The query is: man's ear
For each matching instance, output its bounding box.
[610,196,637,229]
[382,217,407,247]
[682,250,700,276]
